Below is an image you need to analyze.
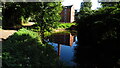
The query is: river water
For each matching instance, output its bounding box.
[46,32,77,66]
[46,31,120,67]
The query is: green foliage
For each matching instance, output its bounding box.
[95,7,117,15]
[27,23,41,32]
[77,2,120,46]
[101,2,119,7]
[2,2,23,28]
[44,31,52,37]
[75,2,93,21]
[2,28,64,67]
[35,2,63,37]
[57,23,76,29]
[2,2,62,31]
[28,23,75,38]
[75,3,120,67]
[81,2,92,9]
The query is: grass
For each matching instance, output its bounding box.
[57,23,76,29]
[22,23,35,26]
[44,23,76,37]
[44,30,72,37]
[52,31,70,34]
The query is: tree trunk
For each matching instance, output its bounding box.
[40,30,45,44]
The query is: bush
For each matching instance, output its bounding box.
[2,28,63,68]
[75,5,120,67]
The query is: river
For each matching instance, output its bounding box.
[46,32,77,66]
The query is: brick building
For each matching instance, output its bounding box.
[60,5,75,23]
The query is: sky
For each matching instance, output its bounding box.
[62,0,101,10]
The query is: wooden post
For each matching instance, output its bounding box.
[58,44,61,56]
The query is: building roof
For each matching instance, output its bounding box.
[63,5,73,8]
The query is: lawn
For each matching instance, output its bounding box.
[57,23,76,29]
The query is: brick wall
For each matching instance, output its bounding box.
[60,5,75,23]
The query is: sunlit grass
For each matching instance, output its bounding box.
[44,30,71,37]
[52,31,70,34]
[22,22,35,26]
[57,23,76,29]
[44,23,76,37]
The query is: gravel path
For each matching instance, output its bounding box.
[0,30,17,40]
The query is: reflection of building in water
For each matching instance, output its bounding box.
[50,33,74,46]
[49,33,75,56]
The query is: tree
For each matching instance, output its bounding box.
[100,2,119,7]
[2,2,41,29]
[33,2,63,42]
[0,2,2,29]
[75,1,93,21]
[75,2,120,68]
[2,2,22,29]
[2,2,63,42]
[81,2,92,9]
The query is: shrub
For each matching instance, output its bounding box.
[2,28,62,68]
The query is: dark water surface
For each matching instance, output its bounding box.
[47,32,77,66]
[46,32,120,67]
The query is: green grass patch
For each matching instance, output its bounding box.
[44,30,71,38]
[44,31,70,37]
[52,31,70,34]
[57,23,76,29]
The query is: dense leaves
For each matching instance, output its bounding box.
[101,2,119,7]
[2,2,63,43]
[2,28,63,68]
[2,2,62,32]
[74,2,120,68]
[75,2,93,21]
[34,2,62,40]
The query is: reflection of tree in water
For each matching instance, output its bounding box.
[74,9,120,68]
